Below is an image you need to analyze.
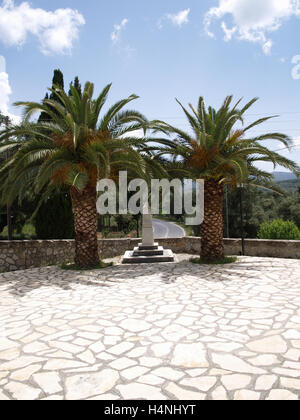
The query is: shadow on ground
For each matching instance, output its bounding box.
[1,255,292,298]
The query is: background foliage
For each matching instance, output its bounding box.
[258,219,300,240]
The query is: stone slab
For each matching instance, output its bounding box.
[122,249,174,264]
[137,243,159,250]
[133,246,164,256]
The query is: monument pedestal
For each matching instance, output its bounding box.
[122,243,174,264]
[122,212,174,264]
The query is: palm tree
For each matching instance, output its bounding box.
[0,82,148,267]
[152,96,300,261]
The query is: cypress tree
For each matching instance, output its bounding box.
[35,191,74,239]
[49,69,64,106]
[69,76,82,97]
[50,69,64,93]
[35,69,74,239]
[38,68,64,122]
[38,93,50,123]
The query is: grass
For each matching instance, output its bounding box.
[190,256,237,265]
[60,261,114,271]
[0,223,36,240]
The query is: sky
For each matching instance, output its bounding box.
[1,0,300,173]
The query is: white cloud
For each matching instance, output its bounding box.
[292,136,300,147]
[0,0,85,55]
[158,8,190,29]
[0,55,20,123]
[111,18,129,44]
[204,0,300,54]
[166,8,190,27]
[0,54,6,72]
[0,72,11,116]
[111,18,135,58]
[221,21,237,41]
[262,40,273,55]
[291,55,300,80]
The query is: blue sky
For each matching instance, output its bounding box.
[1,0,300,172]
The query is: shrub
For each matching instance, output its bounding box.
[258,219,300,240]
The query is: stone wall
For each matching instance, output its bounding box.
[0,240,75,272]
[99,237,300,260]
[0,237,299,272]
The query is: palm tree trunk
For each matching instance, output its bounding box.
[70,186,100,267]
[200,180,224,261]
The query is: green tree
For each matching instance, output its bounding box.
[0,112,7,231]
[69,76,82,98]
[0,111,10,126]
[50,69,64,101]
[38,69,65,124]
[278,194,300,228]
[153,96,300,261]
[35,191,74,239]
[0,112,13,238]
[223,185,283,239]
[0,82,148,267]
[36,70,74,239]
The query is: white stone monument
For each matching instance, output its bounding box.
[141,212,155,247]
[122,208,174,264]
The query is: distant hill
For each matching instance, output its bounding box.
[277,179,300,193]
[270,172,299,192]
[272,171,297,182]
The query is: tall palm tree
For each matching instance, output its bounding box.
[152,96,300,261]
[0,82,148,267]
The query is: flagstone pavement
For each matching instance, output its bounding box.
[1,255,300,400]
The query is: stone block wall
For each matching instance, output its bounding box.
[0,237,299,272]
[0,240,75,273]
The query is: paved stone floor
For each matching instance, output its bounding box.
[0,255,300,400]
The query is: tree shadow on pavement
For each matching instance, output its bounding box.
[2,255,291,298]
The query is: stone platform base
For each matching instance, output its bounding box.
[122,243,174,264]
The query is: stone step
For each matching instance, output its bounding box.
[137,243,159,250]
[122,249,174,264]
[133,246,164,256]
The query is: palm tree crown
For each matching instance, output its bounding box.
[153,96,300,260]
[0,82,148,203]
[154,96,299,184]
[0,82,148,266]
